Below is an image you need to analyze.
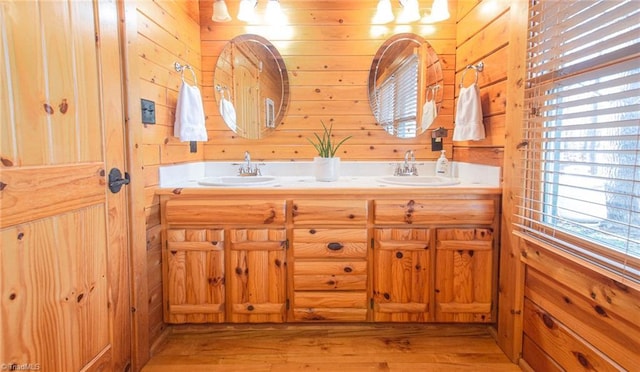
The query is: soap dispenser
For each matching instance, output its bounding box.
[435,150,449,177]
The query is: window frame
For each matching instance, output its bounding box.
[517,0,640,284]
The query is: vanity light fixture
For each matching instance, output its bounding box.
[237,0,258,22]
[372,0,394,24]
[212,0,232,22]
[423,0,450,22]
[397,0,421,23]
[265,0,286,25]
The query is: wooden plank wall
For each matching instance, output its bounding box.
[124,0,203,357]
[519,238,640,371]
[199,0,458,162]
[454,0,510,167]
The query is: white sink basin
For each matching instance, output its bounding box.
[198,175,277,186]
[377,176,460,186]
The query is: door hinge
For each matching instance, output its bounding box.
[286,298,290,310]
[285,239,290,250]
[370,298,374,309]
[371,238,374,249]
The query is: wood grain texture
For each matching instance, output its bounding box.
[435,228,493,322]
[199,1,458,162]
[165,199,286,225]
[141,324,520,372]
[374,199,495,225]
[292,199,368,225]
[523,250,640,371]
[373,228,431,322]
[1,206,109,370]
[1,1,131,370]
[165,229,225,324]
[228,229,287,323]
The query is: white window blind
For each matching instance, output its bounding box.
[374,55,418,137]
[517,0,640,284]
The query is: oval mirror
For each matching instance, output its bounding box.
[214,34,289,139]
[368,33,444,138]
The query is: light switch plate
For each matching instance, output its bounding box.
[141,99,156,124]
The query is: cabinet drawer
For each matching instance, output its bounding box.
[293,308,368,322]
[294,260,367,291]
[165,199,286,225]
[294,274,367,291]
[293,228,367,258]
[294,291,368,309]
[294,260,367,276]
[292,199,368,224]
[374,199,495,225]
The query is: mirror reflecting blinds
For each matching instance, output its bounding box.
[517,0,640,284]
[374,55,418,138]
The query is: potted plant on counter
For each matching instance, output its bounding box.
[307,121,351,182]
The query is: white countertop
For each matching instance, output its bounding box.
[158,161,501,189]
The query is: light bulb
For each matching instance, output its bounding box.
[238,0,257,22]
[397,0,420,23]
[425,0,450,23]
[212,0,231,22]
[265,0,286,25]
[372,0,394,24]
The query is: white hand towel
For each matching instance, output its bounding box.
[219,96,237,132]
[453,83,485,141]
[421,98,438,133]
[174,80,208,142]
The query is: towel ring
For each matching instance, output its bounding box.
[459,62,484,88]
[174,62,197,85]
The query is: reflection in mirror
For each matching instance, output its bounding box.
[368,33,444,138]
[214,34,289,139]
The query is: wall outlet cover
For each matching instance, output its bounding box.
[141,99,156,124]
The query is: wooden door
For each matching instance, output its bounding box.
[0,1,131,371]
[228,228,287,323]
[165,229,225,323]
[373,228,431,322]
[435,229,493,322]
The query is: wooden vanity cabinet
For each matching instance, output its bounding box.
[290,200,369,321]
[162,198,286,324]
[160,192,500,325]
[372,198,498,323]
[372,228,431,322]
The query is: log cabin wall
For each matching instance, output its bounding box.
[453,0,509,167]
[518,237,640,371]
[462,1,640,369]
[199,0,458,162]
[120,0,203,361]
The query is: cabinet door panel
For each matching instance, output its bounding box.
[435,228,493,322]
[229,229,287,323]
[165,229,225,323]
[373,228,431,322]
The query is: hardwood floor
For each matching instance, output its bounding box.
[142,324,521,371]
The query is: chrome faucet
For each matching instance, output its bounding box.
[394,150,418,176]
[238,151,261,176]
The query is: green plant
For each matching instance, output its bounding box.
[307,121,352,158]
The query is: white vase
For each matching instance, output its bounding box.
[314,157,340,182]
